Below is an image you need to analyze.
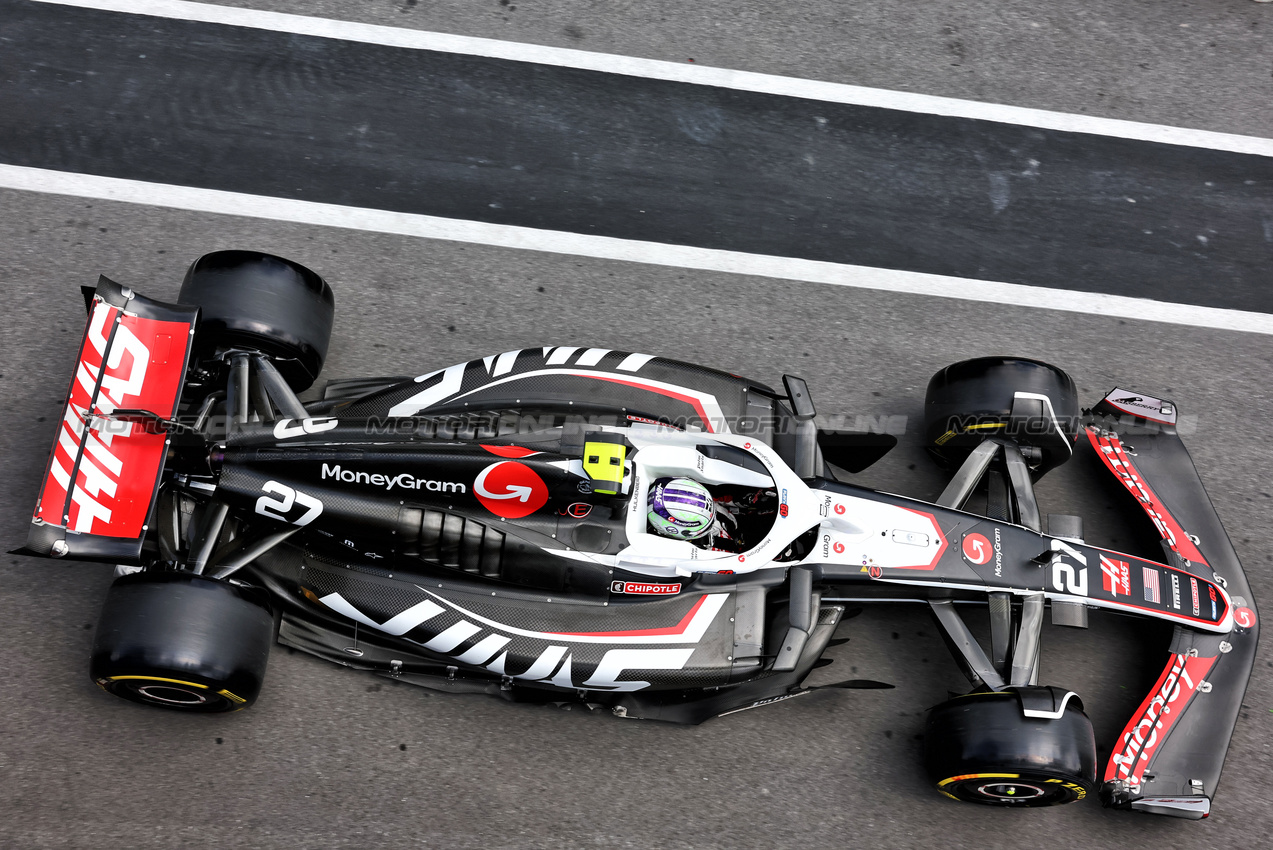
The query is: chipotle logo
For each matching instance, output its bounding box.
[610,581,681,595]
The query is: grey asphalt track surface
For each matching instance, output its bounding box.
[221,0,1273,139]
[2,2,1272,849]
[7,0,1273,310]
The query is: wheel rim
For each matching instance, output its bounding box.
[939,773,1082,806]
[101,675,233,711]
[132,683,209,705]
[974,781,1046,801]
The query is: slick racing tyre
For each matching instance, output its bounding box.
[923,691,1097,807]
[90,572,273,712]
[179,250,334,391]
[924,356,1079,478]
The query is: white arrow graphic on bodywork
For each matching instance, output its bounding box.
[474,462,533,501]
[319,595,444,636]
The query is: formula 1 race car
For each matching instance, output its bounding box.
[17,251,1257,820]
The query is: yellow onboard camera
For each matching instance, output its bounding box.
[582,432,627,495]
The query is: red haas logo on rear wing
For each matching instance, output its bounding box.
[31,280,197,552]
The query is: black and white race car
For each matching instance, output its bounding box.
[17,251,1257,820]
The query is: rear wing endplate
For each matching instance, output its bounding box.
[22,277,198,562]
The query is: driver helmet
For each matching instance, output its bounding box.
[648,477,714,540]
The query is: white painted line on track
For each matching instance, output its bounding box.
[29,0,1273,158]
[4,164,1271,336]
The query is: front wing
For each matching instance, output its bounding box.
[1090,391,1259,819]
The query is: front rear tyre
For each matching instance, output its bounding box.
[178,250,334,391]
[924,357,1079,479]
[924,690,1097,807]
[90,572,273,712]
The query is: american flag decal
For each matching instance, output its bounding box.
[1143,567,1161,603]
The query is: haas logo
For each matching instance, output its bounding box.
[962,533,992,565]
[40,302,171,536]
[474,462,549,518]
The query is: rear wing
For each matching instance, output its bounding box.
[1089,389,1258,819]
[22,277,198,562]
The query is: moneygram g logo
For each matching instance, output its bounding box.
[962,532,992,565]
[474,461,549,518]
